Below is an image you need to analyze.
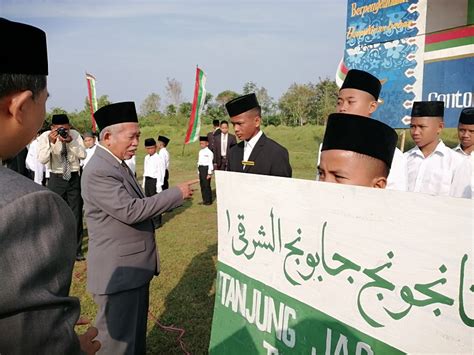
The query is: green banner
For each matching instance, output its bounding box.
[210,262,404,354]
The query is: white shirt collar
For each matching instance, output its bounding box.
[98,143,122,163]
[245,130,263,150]
[409,140,447,158]
[453,144,470,156]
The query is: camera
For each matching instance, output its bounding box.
[57,127,68,139]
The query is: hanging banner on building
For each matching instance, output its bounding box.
[343,0,473,128]
[209,172,473,354]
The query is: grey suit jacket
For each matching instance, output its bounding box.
[0,167,81,354]
[81,146,183,295]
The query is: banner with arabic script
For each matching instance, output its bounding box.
[209,172,473,354]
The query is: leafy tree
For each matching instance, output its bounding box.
[165,104,177,116]
[313,78,339,125]
[140,93,161,116]
[242,82,275,118]
[242,81,258,95]
[215,90,239,105]
[278,83,318,126]
[179,102,192,117]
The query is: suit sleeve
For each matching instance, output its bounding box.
[271,145,292,178]
[83,166,183,225]
[0,190,81,354]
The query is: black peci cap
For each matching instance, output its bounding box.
[322,113,398,168]
[411,101,444,118]
[458,107,474,125]
[0,18,48,75]
[199,136,208,142]
[94,102,138,131]
[225,93,260,117]
[340,69,381,100]
[51,114,69,125]
[157,135,170,145]
[144,138,156,147]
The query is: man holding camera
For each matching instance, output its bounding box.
[38,114,87,261]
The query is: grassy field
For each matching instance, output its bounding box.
[71,122,460,354]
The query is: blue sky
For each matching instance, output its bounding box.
[2,0,347,112]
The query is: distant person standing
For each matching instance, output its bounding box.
[453,107,474,156]
[317,69,407,191]
[213,120,237,171]
[81,131,97,168]
[142,138,165,226]
[226,93,292,177]
[38,113,87,261]
[26,130,47,184]
[207,119,221,151]
[158,135,170,189]
[197,136,214,205]
[405,101,465,196]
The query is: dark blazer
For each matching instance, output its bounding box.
[207,128,221,152]
[213,132,237,167]
[227,132,292,177]
[0,167,81,354]
[81,146,183,295]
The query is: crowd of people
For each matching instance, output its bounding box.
[1,17,472,355]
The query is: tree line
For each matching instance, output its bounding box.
[46,77,338,133]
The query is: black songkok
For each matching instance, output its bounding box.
[158,135,170,145]
[340,69,381,100]
[411,101,444,118]
[225,93,260,117]
[51,114,69,125]
[94,102,138,131]
[144,138,156,147]
[322,113,398,168]
[199,136,208,142]
[0,18,48,75]
[459,107,474,125]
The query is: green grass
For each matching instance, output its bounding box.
[72,123,460,353]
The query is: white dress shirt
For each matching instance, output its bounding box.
[450,154,473,198]
[405,140,466,196]
[25,138,46,185]
[142,153,165,193]
[453,144,471,156]
[198,147,214,175]
[221,133,228,157]
[159,147,170,170]
[386,148,408,191]
[243,130,263,163]
[81,144,97,168]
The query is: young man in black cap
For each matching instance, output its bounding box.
[453,107,474,156]
[225,93,292,177]
[142,137,166,225]
[197,135,214,205]
[81,101,197,354]
[38,113,87,260]
[405,101,465,196]
[318,113,398,188]
[0,17,99,354]
[157,135,170,190]
[317,69,407,191]
[81,131,97,168]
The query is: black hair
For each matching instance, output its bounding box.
[220,120,229,126]
[0,73,47,99]
[212,119,220,127]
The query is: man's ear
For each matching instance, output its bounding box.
[368,100,378,114]
[8,90,33,125]
[437,118,444,134]
[372,176,387,189]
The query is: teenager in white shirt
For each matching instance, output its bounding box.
[157,135,170,190]
[405,101,465,196]
[453,107,474,156]
[197,136,214,205]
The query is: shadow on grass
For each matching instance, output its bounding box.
[147,243,217,354]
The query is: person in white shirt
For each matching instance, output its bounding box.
[142,138,166,226]
[317,69,407,191]
[405,101,465,197]
[157,135,170,190]
[81,131,97,169]
[197,136,214,205]
[453,107,474,156]
[213,120,237,171]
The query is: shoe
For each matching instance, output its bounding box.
[76,254,86,261]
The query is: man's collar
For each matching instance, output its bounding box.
[98,143,122,163]
[245,130,263,148]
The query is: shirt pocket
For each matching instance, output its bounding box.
[118,240,146,256]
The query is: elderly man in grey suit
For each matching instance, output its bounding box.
[0,18,100,354]
[82,101,196,354]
